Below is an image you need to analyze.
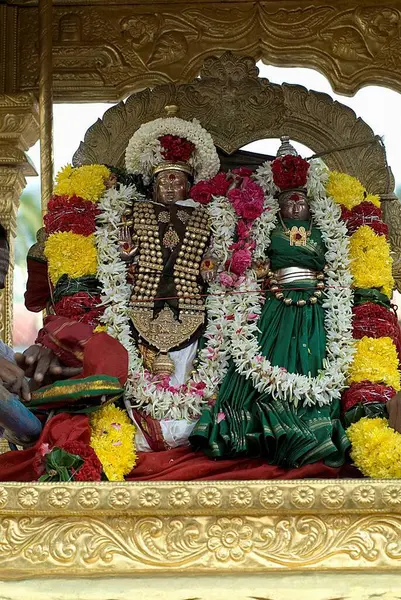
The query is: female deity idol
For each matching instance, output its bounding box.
[191,138,352,467]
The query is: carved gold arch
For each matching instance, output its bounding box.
[72,51,401,288]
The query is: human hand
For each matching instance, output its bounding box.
[387,392,401,434]
[15,345,82,391]
[200,254,218,283]
[0,357,31,402]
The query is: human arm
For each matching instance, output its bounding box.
[0,356,31,402]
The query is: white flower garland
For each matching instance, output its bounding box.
[215,158,355,407]
[95,158,354,420]
[125,117,220,184]
[95,185,231,421]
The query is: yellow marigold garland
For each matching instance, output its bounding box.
[349,225,394,297]
[54,164,110,202]
[90,404,136,481]
[348,336,401,391]
[44,231,97,284]
[347,417,401,478]
[326,171,365,210]
[365,193,381,208]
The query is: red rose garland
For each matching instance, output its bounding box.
[44,195,99,236]
[342,381,395,412]
[341,201,388,237]
[64,441,102,481]
[271,154,310,189]
[159,134,196,163]
[227,178,265,220]
[352,302,401,361]
[189,171,231,205]
[54,292,104,326]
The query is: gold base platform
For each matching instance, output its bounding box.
[1,479,401,586]
[1,573,401,600]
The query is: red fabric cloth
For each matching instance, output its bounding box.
[0,413,89,481]
[38,316,129,387]
[0,413,361,482]
[81,333,128,387]
[25,257,50,312]
[39,315,94,367]
[127,447,361,481]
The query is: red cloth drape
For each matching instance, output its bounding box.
[0,413,89,481]
[127,446,361,480]
[0,412,361,481]
[25,258,50,312]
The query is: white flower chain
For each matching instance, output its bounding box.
[95,185,231,421]
[125,117,220,184]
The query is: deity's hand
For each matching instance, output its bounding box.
[387,392,401,434]
[0,357,31,403]
[118,225,138,262]
[15,345,83,396]
[200,254,219,283]
[252,259,271,280]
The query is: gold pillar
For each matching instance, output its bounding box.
[38,0,54,214]
[0,94,39,344]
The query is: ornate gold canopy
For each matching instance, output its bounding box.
[73,51,401,288]
[1,4,401,594]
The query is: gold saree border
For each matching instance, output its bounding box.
[0,479,401,578]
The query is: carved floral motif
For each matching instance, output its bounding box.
[8,3,401,101]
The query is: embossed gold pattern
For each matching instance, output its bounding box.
[0,481,400,576]
[0,93,39,343]
[2,2,401,102]
[72,51,401,290]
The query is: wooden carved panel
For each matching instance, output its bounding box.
[4,1,401,101]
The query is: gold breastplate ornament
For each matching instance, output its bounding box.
[130,202,210,375]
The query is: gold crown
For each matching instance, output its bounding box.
[153,161,194,177]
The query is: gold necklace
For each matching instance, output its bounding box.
[279,213,313,247]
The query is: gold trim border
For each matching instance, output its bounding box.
[1,480,401,577]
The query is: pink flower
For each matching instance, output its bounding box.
[237,220,251,239]
[112,441,123,447]
[247,313,259,321]
[232,167,253,178]
[211,172,231,196]
[219,271,235,287]
[39,443,51,457]
[217,412,226,423]
[227,179,264,220]
[226,314,235,321]
[233,275,246,288]
[230,249,252,275]
[189,180,213,205]
[255,355,263,364]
